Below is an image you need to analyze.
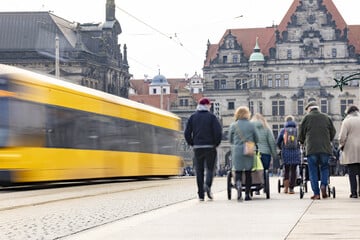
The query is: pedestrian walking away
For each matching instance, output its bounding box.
[184,97,222,201]
[298,101,336,200]
[339,105,360,198]
[277,115,301,194]
[251,113,277,188]
[229,106,259,201]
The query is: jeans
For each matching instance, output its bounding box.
[307,153,330,195]
[194,148,217,199]
[260,153,271,170]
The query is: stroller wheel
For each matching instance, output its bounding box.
[278,179,281,193]
[300,188,304,199]
[227,171,232,200]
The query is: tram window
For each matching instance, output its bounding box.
[46,106,80,148]
[8,100,46,147]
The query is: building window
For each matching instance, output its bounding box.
[221,80,226,89]
[153,88,157,94]
[259,101,263,114]
[236,79,241,90]
[223,56,227,63]
[341,99,354,116]
[272,100,285,116]
[320,99,328,113]
[180,99,189,106]
[214,80,220,90]
[284,74,289,87]
[298,100,304,115]
[332,48,337,58]
[275,74,281,88]
[233,55,238,63]
[272,124,284,139]
[228,101,235,110]
[214,102,220,118]
[249,101,254,115]
[242,79,248,89]
[287,49,292,59]
[258,74,263,87]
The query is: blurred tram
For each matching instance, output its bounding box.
[0,64,182,186]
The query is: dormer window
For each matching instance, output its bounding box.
[223,56,228,63]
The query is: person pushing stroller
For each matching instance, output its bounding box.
[277,115,301,194]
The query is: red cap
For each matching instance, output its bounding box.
[199,97,210,105]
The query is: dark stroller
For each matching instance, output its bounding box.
[226,152,270,201]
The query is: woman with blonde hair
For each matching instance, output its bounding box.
[229,106,259,201]
[251,113,277,177]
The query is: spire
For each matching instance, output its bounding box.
[106,0,115,21]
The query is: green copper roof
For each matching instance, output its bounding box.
[249,37,264,62]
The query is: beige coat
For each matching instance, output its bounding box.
[339,112,360,165]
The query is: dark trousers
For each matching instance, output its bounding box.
[284,164,298,188]
[194,148,217,198]
[235,170,252,195]
[347,163,360,195]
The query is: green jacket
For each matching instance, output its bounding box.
[298,108,336,156]
[252,121,277,159]
[229,119,259,171]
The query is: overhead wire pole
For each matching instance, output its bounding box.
[55,32,60,78]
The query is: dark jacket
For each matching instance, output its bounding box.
[298,108,336,156]
[184,107,222,148]
[277,121,301,164]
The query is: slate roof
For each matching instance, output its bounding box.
[0,12,79,52]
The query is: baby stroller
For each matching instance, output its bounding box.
[277,163,308,197]
[227,152,270,201]
[299,156,336,199]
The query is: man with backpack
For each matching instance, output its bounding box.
[277,115,301,194]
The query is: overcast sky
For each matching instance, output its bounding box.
[0,1,358,79]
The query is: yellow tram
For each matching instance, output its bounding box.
[0,64,182,186]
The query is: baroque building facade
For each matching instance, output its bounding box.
[203,0,360,168]
[0,0,130,97]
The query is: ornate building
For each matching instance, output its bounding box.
[203,0,360,166]
[0,0,130,97]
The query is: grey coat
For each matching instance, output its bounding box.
[229,119,259,171]
[339,111,360,165]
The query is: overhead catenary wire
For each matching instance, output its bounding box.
[115,5,200,58]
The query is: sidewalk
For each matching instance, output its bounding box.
[66,176,360,240]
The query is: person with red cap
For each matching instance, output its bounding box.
[184,97,222,201]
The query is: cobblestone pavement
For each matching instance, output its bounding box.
[0,177,226,240]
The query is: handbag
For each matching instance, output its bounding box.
[244,141,255,156]
[235,124,255,156]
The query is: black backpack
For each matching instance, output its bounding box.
[283,127,298,149]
